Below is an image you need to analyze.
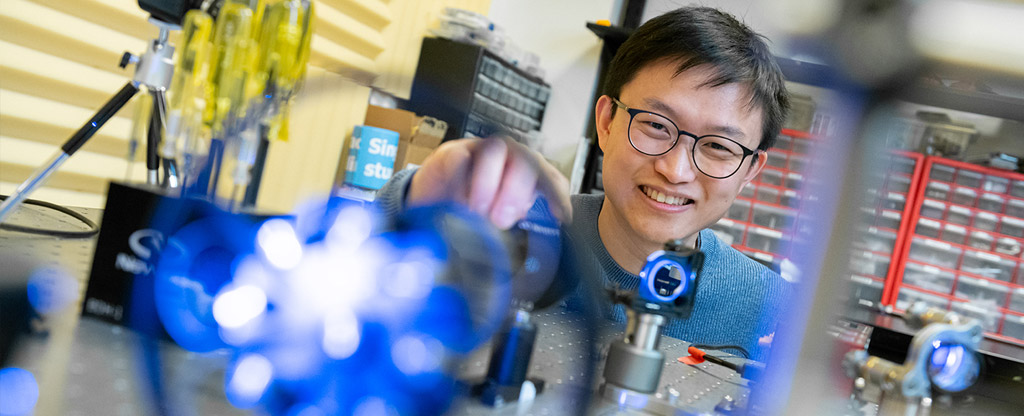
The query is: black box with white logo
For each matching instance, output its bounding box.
[85,182,282,335]
[83,182,206,330]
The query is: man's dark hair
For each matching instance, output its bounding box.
[603,6,790,152]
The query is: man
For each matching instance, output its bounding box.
[377,6,791,361]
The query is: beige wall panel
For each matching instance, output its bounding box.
[315,2,388,58]
[0,137,147,193]
[0,137,139,180]
[0,162,109,195]
[0,0,144,74]
[0,40,127,99]
[0,114,139,160]
[373,0,491,99]
[319,0,392,31]
[28,0,153,40]
[1,90,133,140]
[0,66,120,111]
[257,67,371,213]
[310,34,380,84]
[0,180,107,208]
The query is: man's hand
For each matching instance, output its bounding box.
[407,137,572,229]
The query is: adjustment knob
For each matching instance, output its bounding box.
[119,52,138,69]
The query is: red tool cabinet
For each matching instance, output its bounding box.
[712,129,816,265]
[887,156,1024,344]
[714,134,1024,345]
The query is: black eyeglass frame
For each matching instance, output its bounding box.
[611,96,759,179]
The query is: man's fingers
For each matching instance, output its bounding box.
[406,136,571,229]
[407,140,472,206]
[489,142,538,229]
[466,138,509,217]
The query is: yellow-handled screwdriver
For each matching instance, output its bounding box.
[165,9,213,190]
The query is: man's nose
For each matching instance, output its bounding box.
[654,142,698,183]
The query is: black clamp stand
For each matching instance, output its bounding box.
[0,17,178,223]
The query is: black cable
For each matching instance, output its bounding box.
[691,343,751,359]
[0,195,99,238]
[699,352,767,381]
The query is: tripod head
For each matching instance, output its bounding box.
[139,0,214,25]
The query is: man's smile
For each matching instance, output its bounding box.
[639,185,695,207]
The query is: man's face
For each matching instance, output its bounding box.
[595,60,767,248]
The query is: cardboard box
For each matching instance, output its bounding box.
[401,143,436,168]
[364,106,418,143]
[364,105,447,172]
[412,117,447,148]
[364,105,447,147]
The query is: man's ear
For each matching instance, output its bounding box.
[740,150,768,186]
[595,95,614,153]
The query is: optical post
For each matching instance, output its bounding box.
[600,240,704,411]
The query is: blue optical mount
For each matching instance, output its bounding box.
[612,239,704,320]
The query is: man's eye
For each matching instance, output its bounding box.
[644,121,668,131]
[700,140,741,158]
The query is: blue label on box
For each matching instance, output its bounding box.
[345,125,399,190]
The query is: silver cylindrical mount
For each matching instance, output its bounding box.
[631,312,665,350]
[603,312,667,394]
[603,338,665,393]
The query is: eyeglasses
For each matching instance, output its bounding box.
[611,97,758,179]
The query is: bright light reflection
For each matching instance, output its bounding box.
[289,404,327,416]
[944,348,959,368]
[226,354,274,408]
[323,308,361,359]
[327,205,374,252]
[353,396,396,416]
[928,343,978,392]
[258,219,304,269]
[26,266,77,314]
[213,285,268,329]
[232,257,275,288]
[288,246,375,315]
[219,322,262,346]
[0,367,39,416]
[387,261,433,299]
[392,335,442,375]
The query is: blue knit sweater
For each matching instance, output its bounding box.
[565,193,790,362]
[376,169,791,361]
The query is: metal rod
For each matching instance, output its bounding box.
[0,153,69,223]
[152,89,178,187]
[147,90,163,185]
[1,82,139,223]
